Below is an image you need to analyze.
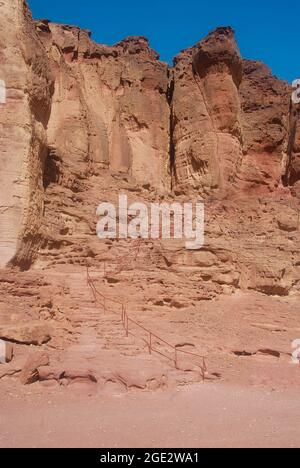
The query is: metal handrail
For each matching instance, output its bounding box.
[86,241,207,381]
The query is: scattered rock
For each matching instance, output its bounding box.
[171,299,188,309]
[0,322,51,346]
[38,366,65,382]
[0,363,22,380]
[277,213,298,232]
[63,368,97,384]
[233,349,281,359]
[257,349,281,359]
[233,350,254,357]
[38,365,97,385]
[153,299,165,307]
[106,277,120,284]
[20,351,50,385]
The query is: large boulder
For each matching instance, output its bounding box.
[0,322,51,346]
[19,351,50,385]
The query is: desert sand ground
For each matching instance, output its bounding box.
[1,382,299,448]
[1,288,300,449]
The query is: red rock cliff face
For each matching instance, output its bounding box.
[2,1,300,392]
[239,60,291,192]
[284,99,300,193]
[171,27,244,197]
[171,27,292,197]
[36,21,170,192]
[0,0,53,269]
[0,0,299,285]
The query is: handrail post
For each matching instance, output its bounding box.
[202,357,206,383]
[175,348,178,369]
[126,316,129,337]
[86,265,89,286]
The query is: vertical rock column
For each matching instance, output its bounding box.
[284,101,300,192]
[171,27,243,197]
[0,0,53,269]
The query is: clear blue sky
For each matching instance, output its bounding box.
[28,0,298,82]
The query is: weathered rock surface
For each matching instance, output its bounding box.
[172,27,244,196]
[172,28,292,196]
[0,322,51,346]
[0,0,53,269]
[0,362,22,380]
[19,350,50,385]
[0,1,300,392]
[38,22,170,189]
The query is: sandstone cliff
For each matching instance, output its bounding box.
[0,0,53,269]
[0,2,298,272]
[1,0,300,390]
[172,28,293,196]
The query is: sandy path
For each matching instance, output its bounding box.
[0,383,299,448]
